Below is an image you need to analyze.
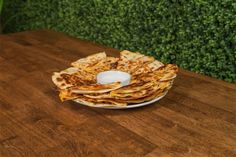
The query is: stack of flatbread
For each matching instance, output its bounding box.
[52,50,178,108]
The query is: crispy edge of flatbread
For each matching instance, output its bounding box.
[73,97,127,107]
[59,89,125,107]
[111,81,155,94]
[110,81,171,99]
[82,82,154,99]
[120,50,154,62]
[83,81,170,100]
[52,67,79,89]
[71,52,106,68]
[118,50,165,76]
[117,80,173,104]
[125,88,168,104]
[153,64,178,81]
[84,56,119,73]
[147,60,164,71]
[62,82,123,94]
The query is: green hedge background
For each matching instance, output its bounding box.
[2,0,236,83]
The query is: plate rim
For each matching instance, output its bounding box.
[73,91,168,109]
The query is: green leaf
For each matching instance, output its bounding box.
[0,0,3,14]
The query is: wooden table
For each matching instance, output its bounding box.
[0,30,236,157]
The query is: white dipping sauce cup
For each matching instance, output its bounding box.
[97,71,131,87]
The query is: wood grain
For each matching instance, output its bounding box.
[0,30,236,157]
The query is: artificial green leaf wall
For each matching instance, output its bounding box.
[2,0,236,83]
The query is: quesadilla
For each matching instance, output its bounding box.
[71,52,106,68]
[61,82,122,94]
[52,50,178,108]
[52,67,80,89]
[74,97,127,107]
[117,50,155,75]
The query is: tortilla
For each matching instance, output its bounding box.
[83,81,155,99]
[59,90,83,101]
[52,67,80,89]
[117,50,155,74]
[85,57,119,74]
[71,52,106,68]
[110,81,171,100]
[120,89,168,104]
[74,97,127,107]
[152,64,178,81]
[111,81,155,94]
[52,68,97,90]
[59,89,126,106]
[148,60,164,71]
[83,81,170,100]
[119,50,154,63]
[62,82,122,94]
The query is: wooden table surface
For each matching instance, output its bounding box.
[0,30,236,157]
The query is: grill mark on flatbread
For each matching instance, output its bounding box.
[110,62,118,69]
[60,73,85,86]
[56,78,63,82]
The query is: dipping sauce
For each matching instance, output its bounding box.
[97,71,131,86]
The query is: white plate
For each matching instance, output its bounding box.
[73,91,168,109]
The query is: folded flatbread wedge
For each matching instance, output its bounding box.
[117,50,155,74]
[71,52,107,68]
[74,97,127,107]
[61,82,122,94]
[52,67,80,89]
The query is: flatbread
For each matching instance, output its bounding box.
[152,64,178,81]
[71,55,119,82]
[71,52,106,68]
[111,81,155,94]
[59,90,127,106]
[131,59,172,77]
[59,90,83,101]
[84,57,119,74]
[129,64,178,83]
[53,56,120,90]
[52,67,97,90]
[74,97,127,107]
[82,82,170,104]
[119,50,154,63]
[84,81,171,101]
[52,67,80,89]
[83,82,155,99]
[118,88,168,104]
[117,50,155,75]
[147,60,164,71]
[61,82,122,94]
[111,81,171,100]
[131,60,164,76]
